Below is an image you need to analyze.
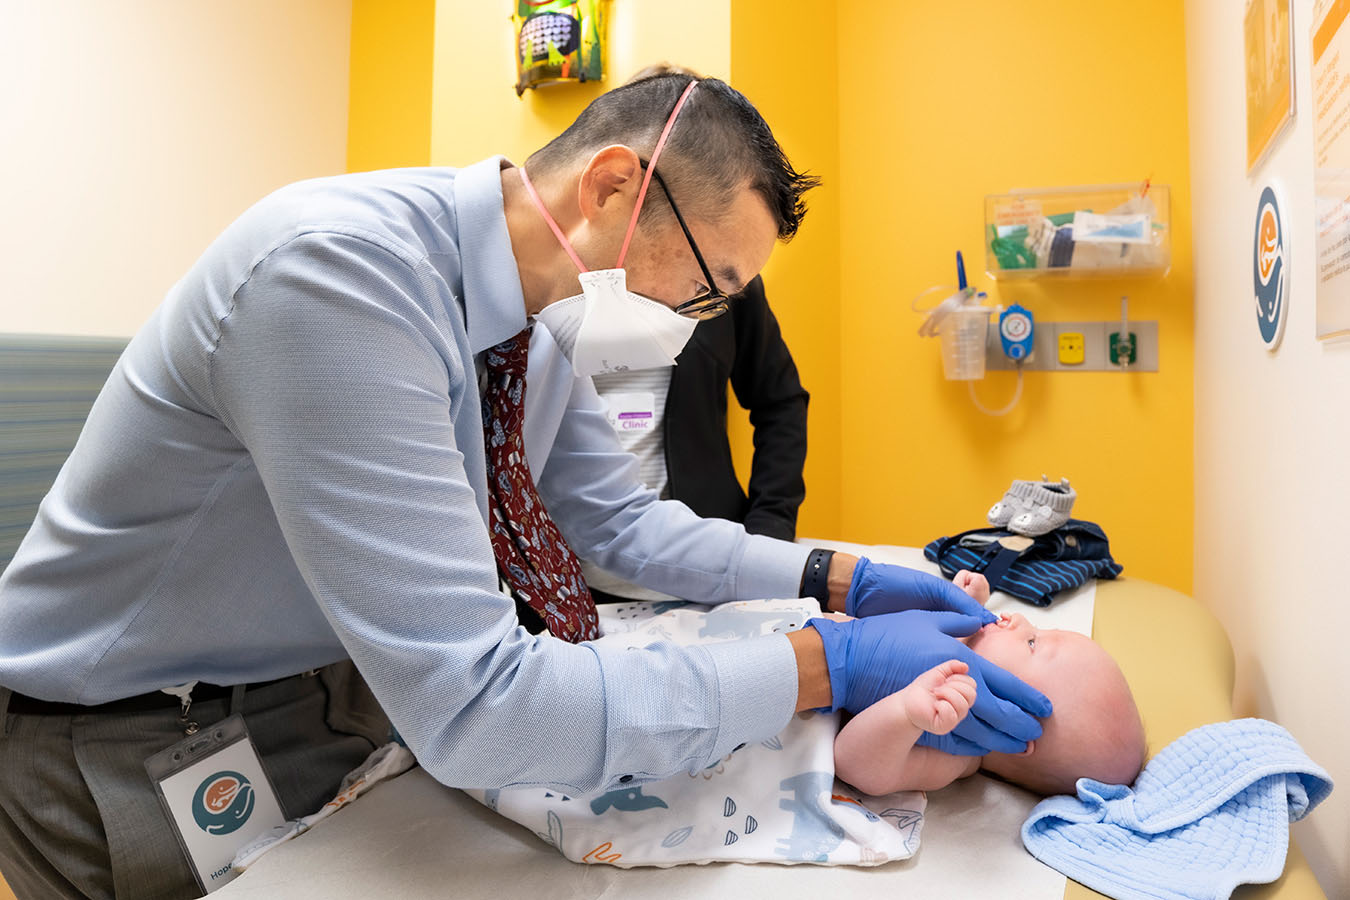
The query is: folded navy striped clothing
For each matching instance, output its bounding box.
[923,519,1122,607]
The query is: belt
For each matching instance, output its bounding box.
[4,673,306,717]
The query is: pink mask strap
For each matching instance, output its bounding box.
[518,166,589,273]
[616,79,699,269]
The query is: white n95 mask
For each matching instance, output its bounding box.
[534,268,697,377]
[518,79,703,378]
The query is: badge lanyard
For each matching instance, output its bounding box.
[144,689,286,893]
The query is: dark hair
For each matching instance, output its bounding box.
[526,75,819,240]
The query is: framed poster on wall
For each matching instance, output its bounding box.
[1313,0,1350,337]
[1245,0,1295,173]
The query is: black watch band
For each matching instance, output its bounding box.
[800,548,835,609]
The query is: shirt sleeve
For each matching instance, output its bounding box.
[205,231,796,792]
[537,372,812,603]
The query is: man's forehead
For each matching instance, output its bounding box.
[717,264,746,296]
[705,191,776,295]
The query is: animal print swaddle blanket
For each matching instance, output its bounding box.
[464,599,926,867]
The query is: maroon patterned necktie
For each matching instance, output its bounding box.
[481,327,599,642]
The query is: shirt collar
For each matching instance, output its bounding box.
[454,156,530,354]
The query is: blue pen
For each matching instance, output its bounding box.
[956,250,968,292]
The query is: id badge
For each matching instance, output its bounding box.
[144,715,286,893]
[602,391,656,434]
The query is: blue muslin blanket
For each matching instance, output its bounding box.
[1021,718,1332,900]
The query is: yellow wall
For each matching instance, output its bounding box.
[348,0,435,171]
[729,1,843,539]
[427,1,730,167]
[833,2,1194,591]
[348,1,1194,590]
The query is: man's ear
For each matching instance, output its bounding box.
[577,145,643,223]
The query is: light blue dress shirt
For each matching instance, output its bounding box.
[0,158,811,793]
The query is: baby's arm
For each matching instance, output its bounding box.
[835,661,981,795]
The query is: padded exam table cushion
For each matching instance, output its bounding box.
[1073,579,1323,900]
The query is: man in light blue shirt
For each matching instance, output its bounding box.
[0,75,1047,898]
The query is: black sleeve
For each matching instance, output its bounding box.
[727,276,809,541]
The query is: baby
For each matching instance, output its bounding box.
[833,572,1145,797]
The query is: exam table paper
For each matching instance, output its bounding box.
[218,764,1065,900]
[218,545,1091,899]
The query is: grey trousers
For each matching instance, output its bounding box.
[0,663,389,900]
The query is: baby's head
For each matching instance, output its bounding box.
[965,613,1145,795]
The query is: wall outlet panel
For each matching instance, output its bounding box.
[984,320,1158,372]
[1058,331,1086,365]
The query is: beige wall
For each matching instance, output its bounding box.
[0,0,353,337]
[1187,0,1349,893]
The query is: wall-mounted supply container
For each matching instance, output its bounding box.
[984,182,1170,280]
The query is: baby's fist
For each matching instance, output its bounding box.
[903,660,977,735]
[953,570,991,606]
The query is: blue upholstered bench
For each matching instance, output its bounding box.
[0,334,128,571]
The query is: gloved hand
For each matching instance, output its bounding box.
[845,557,996,624]
[808,610,1051,755]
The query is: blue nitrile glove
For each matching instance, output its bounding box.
[844,556,996,624]
[808,610,1052,756]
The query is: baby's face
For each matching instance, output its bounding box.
[964,613,1100,691]
[965,613,1144,794]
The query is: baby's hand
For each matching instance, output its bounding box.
[901,660,977,735]
[952,569,990,606]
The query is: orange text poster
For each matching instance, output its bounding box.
[1246,0,1295,172]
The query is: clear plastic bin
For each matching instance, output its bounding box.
[984,183,1170,279]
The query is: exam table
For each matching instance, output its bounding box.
[214,576,1326,900]
[0,337,1323,899]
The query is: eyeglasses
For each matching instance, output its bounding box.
[643,165,731,321]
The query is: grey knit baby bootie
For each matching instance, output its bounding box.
[987,478,1045,527]
[1008,477,1076,536]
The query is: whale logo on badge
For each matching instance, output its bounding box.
[192,771,255,835]
[1252,185,1287,348]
